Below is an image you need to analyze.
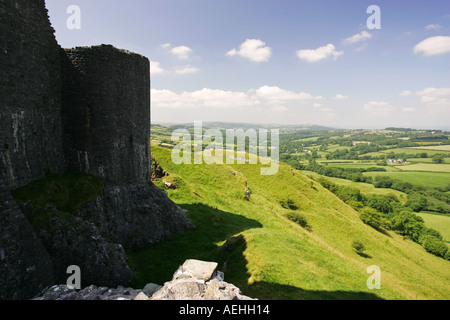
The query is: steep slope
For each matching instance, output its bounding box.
[128,144,450,300]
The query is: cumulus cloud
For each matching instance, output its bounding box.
[400,87,450,113]
[334,94,349,100]
[152,88,260,109]
[174,65,199,75]
[150,61,165,75]
[425,24,442,30]
[254,86,321,102]
[413,36,450,56]
[417,87,450,110]
[160,43,171,49]
[152,85,322,110]
[226,39,272,62]
[170,45,193,59]
[364,101,395,116]
[296,44,343,62]
[400,90,413,97]
[343,31,372,45]
[402,107,416,113]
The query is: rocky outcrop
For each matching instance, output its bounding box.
[35,260,254,301]
[0,184,54,300]
[77,183,194,249]
[19,202,132,288]
[151,156,169,180]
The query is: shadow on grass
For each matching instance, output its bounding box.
[356,251,373,259]
[223,235,383,300]
[127,203,383,300]
[127,203,262,288]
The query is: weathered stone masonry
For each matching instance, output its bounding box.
[0,0,193,299]
[61,45,151,184]
[0,0,66,189]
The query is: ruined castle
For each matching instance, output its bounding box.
[0,0,193,299]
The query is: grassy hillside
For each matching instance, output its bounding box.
[127,144,450,300]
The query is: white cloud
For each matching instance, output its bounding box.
[400,90,413,97]
[364,101,395,116]
[271,105,289,112]
[402,107,416,113]
[152,85,323,110]
[425,24,442,30]
[152,89,196,109]
[174,65,199,75]
[355,43,368,52]
[296,44,343,62]
[254,86,320,102]
[343,31,372,45]
[313,103,322,108]
[160,43,171,49]
[170,45,193,59]
[152,88,260,109]
[413,36,450,56]
[400,87,450,112]
[334,94,349,100]
[226,39,272,62]
[417,87,450,110]
[150,61,165,75]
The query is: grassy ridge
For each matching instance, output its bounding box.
[127,145,450,300]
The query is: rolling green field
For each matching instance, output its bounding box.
[396,163,450,172]
[303,171,407,201]
[364,171,450,188]
[127,144,450,300]
[410,145,450,152]
[417,213,450,244]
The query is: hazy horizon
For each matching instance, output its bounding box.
[152,120,450,132]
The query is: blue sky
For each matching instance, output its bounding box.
[46,0,450,129]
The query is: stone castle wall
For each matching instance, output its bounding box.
[61,45,151,184]
[0,0,66,189]
[0,0,151,188]
[0,0,191,300]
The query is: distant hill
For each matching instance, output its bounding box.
[155,122,337,132]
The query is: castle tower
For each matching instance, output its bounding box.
[60,45,151,184]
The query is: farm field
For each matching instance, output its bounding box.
[304,171,407,201]
[396,163,450,173]
[363,171,450,189]
[417,213,450,244]
[410,145,450,152]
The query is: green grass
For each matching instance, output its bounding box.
[11,172,105,230]
[408,158,450,164]
[396,163,450,173]
[364,171,450,188]
[381,147,450,157]
[410,145,450,152]
[303,171,407,201]
[417,212,450,244]
[127,144,450,300]
[11,172,104,213]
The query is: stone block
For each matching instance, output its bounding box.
[182,259,218,281]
